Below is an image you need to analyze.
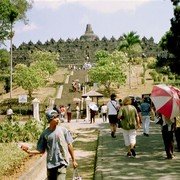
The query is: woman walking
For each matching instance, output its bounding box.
[75,103,80,122]
[118,97,141,157]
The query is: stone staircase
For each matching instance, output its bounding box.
[55,69,88,110]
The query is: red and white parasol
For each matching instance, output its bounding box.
[150,84,180,119]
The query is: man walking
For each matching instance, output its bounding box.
[107,93,120,138]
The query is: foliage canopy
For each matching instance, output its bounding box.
[158,1,180,75]
[13,50,58,98]
[88,50,127,95]
[0,0,32,44]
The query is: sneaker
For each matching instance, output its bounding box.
[165,157,173,160]
[143,133,149,137]
[111,132,116,138]
[130,149,136,157]
[127,152,131,157]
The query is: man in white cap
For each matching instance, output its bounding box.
[21,109,78,180]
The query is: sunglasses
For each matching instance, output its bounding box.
[54,114,59,118]
[50,114,59,120]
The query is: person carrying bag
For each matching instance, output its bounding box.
[107,93,120,138]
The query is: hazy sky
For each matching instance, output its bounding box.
[10,0,174,47]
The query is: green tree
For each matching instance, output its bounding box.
[29,50,59,75]
[88,50,127,95]
[13,51,58,98]
[118,31,142,88]
[95,50,109,61]
[0,49,10,92]
[158,1,180,75]
[14,64,47,98]
[0,49,10,71]
[0,0,32,44]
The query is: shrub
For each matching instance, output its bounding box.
[0,118,44,143]
[157,74,163,82]
[168,74,175,81]
[149,70,158,82]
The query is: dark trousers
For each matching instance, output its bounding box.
[162,125,174,158]
[102,113,107,122]
[47,165,66,180]
[175,127,180,151]
[67,112,72,122]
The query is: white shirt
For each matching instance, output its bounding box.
[107,100,119,115]
[101,105,107,113]
[7,108,13,115]
[76,106,80,112]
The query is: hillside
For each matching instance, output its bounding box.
[0,65,154,117]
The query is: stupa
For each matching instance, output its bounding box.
[80,24,99,41]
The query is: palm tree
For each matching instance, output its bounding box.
[118,31,142,88]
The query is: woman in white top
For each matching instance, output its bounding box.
[101,103,108,122]
[75,103,80,122]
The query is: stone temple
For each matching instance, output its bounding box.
[11,24,158,66]
[80,24,99,41]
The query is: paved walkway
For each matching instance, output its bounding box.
[19,119,180,180]
[94,121,180,180]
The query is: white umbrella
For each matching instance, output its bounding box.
[89,102,98,111]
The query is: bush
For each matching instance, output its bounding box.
[149,70,158,82]
[0,118,45,143]
[168,74,175,81]
[157,74,163,82]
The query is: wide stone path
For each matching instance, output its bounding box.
[95,121,180,180]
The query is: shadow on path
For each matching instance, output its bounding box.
[95,122,180,180]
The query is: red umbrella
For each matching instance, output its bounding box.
[150,84,180,119]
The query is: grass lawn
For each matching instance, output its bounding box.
[0,143,28,177]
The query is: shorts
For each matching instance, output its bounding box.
[122,129,136,146]
[108,115,118,124]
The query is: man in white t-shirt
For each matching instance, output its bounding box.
[107,93,120,138]
[7,105,14,120]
